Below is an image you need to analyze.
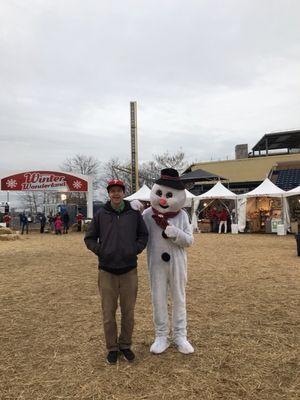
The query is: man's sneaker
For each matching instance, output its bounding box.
[120,348,135,362]
[106,351,118,364]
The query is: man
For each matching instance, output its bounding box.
[62,211,70,234]
[40,213,47,233]
[218,207,229,234]
[21,213,28,235]
[76,211,83,232]
[84,179,148,364]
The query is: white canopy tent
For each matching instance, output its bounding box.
[196,181,238,232]
[239,178,290,232]
[285,185,300,197]
[124,184,151,201]
[242,178,286,198]
[197,181,237,200]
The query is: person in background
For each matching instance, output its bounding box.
[21,213,29,235]
[3,213,11,228]
[218,207,229,234]
[62,211,70,234]
[40,213,47,233]
[84,179,148,365]
[209,206,219,233]
[76,211,83,232]
[54,215,62,235]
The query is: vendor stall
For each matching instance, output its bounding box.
[196,181,237,233]
[240,178,289,233]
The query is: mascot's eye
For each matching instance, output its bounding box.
[156,189,162,197]
[166,192,173,198]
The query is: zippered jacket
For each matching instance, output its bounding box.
[84,200,148,274]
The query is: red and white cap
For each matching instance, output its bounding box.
[107,179,125,191]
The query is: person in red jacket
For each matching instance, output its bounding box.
[218,207,229,234]
[54,215,63,235]
[209,207,219,233]
[3,213,12,228]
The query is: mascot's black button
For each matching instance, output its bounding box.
[162,231,168,239]
[161,252,171,262]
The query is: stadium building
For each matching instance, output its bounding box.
[182,130,300,195]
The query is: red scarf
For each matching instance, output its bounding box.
[151,207,180,230]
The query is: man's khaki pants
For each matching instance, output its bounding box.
[98,268,138,351]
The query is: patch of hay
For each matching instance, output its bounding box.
[0,227,13,235]
[0,233,20,241]
[0,234,299,400]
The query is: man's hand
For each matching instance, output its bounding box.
[130,200,144,212]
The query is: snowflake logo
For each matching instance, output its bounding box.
[6,179,18,189]
[72,180,82,189]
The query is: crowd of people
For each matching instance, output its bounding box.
[1,210,84,235]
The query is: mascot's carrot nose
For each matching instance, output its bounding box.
[159,198,167,206]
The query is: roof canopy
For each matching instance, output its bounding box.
[252,130,300,152]
[181,168,226,182]
[285,185,300,197]
[243,178,285,198]
[125,184,151,201]
[197,181,237,200]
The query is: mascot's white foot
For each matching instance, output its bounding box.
[150,337,170,354]
[174,337,194,354]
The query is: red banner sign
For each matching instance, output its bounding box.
[1,171,88,192]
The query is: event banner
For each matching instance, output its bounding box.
[0,171,88,192]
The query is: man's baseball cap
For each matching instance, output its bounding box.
[107,179,126,192]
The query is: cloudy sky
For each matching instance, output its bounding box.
[0,0,300,174]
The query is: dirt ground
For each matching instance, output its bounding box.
[0,232,299,400]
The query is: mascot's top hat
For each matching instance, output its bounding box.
[155,168,185,190]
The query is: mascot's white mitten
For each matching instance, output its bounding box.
[174,337,194,354]
[164,224,178,239]
[150,337,170,354]
[142,168,194,355]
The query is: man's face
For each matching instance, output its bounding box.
[108,186,125,206]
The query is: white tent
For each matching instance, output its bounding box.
[197,181,237,200]
[196,182,238,233]
[240,178,289,232]
[184,189,196,206]
[124,184,151,201]
[242,178,285,198]
[285,185,300,197]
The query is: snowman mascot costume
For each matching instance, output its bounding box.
[142,168,194,354]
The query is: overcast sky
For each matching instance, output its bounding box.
[0,0,300,174]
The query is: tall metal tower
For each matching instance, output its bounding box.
[130,101,139,192]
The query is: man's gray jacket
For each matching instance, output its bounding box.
[84,200,148,274]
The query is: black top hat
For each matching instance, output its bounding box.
[155,168,185,190]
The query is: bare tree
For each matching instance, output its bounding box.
[60,154,101,189]
[139,150,186,188]
[17,191,44,215]
[100,158,132,196]
[60,154,101,205]
[154,150,186,172]
[101,151,187,195]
